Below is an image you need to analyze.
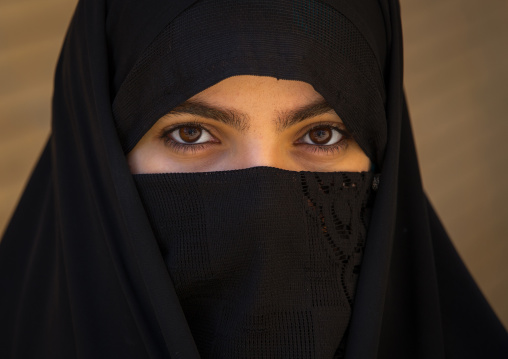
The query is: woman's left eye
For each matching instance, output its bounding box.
[300,126,343,146]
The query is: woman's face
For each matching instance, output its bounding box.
[128,75,370,173]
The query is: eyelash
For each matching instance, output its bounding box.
[159,122,351,154]
[296,123,350,154]
[160,121,217,154]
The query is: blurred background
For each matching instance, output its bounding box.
[1,0,507,328]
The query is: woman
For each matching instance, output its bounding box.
[1,0,507,358]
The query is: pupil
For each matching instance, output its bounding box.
[179,126,201,143]
[309,127,331,144]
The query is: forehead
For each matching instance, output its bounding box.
[189,76,325,110]
[165,76,337,133]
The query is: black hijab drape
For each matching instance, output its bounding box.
[1,0,507,358]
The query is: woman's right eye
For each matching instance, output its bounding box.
[169,125,214,144]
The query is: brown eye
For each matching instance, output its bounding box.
[178,126,202,143]
[165,123,216,149]
[309,126,332,144]
[300,125,343,146]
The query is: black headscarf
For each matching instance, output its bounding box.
[0,0,507,358]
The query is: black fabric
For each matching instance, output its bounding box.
[133,168,376,357]
[112,0,386,164]
[1,1,507,359]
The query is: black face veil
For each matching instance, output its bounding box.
[1,0,507,358]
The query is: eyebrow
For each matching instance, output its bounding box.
[169,99,249,131]
[168,99,336,132]
[276,100,336,131]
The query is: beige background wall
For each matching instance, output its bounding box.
[1,0,507,328]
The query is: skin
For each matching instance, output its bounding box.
[128,75,370,173]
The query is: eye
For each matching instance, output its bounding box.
[301,125,343,146]
[169,125,213,144]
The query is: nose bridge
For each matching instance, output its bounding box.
[239,136,287,169]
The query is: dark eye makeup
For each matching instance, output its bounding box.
[294,122,351,154]
[159,121,351,155]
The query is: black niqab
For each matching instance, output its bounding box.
[1,0,507,358]
[134,168,376,357]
